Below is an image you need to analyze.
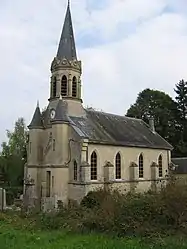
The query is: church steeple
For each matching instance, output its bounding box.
[57,1,77,60]
[50,1,84,117]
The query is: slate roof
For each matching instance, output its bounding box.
[28,105,43,129]
[32,103,173,149]
[172,158,187,174]
[69,109,173,150]
[56,2,77,60]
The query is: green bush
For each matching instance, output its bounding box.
[19,181,187,237]
[80,189,112,209]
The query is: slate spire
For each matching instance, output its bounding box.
[57,1,77,60]
[28,102,43,129]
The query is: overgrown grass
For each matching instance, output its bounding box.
[2,180,187,248]
[1,220,187,249]
[31,181,187,237]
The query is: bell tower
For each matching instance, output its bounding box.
[49,1,84,117]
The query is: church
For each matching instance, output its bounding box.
[25,2,173,206]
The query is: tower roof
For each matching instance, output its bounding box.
[28,104,43,129]
[56,1,77,60]
[52,97,69,123]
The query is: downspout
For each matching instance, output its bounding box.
[65,139,82,166]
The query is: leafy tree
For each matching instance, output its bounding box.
[0,118,27,192]
[126,88,180,155]
[174,80,187,155]
[6,118,27,157]
[174,79,187,120]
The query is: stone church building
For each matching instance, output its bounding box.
[25,2,173,206]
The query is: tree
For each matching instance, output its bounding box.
[0,118,27,192]
[6,118,27,157]
[174,80,187,155]
[126,89,180,155]
[174,79,187,120]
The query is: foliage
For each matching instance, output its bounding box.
[174,79,187,120]
[2,213,187,249]
[80,189,109,209]
[0,118,27,202]
[126,88,180,156]
[174,79,187,156]
[21,182,187,237]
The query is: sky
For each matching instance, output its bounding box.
[0,0,187,143]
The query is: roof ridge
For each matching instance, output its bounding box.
[85,108,142,122]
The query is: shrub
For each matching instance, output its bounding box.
[80,189,106,209]
[26,181,187,237]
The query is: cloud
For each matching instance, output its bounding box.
[0,0,187,143]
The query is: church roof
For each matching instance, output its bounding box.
[56,2,77,60]
[28,105,43,129]
[69,109,173,150]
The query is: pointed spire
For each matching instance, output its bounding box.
[56,1,77,60]
[28,103,43,129]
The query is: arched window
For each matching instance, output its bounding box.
[72,76,77,97]
[158,155,163,177]
[52,77,57,98]
[139,154,144,178]
[74,160,78,181]
[115,153,121,179]
[61,75,67,96]
[91,151,97,180]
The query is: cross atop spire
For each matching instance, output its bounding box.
[56,1,77,60]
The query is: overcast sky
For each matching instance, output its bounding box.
[0,0,187,143]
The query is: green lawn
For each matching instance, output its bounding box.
[1,223,187,249]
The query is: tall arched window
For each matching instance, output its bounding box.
[52,77,57,98]
[61,75,67,96]
[74,160,78,181]
[91,151,97,180]
[158,155,163,177]
[139,154,144,178]
[72,76,77,97]
[115,152,121,179]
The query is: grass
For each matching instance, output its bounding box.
[1,222,187,249]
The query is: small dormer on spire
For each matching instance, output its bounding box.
[28,101,43,129]
[56,0,77,60]
[51,98,69,123]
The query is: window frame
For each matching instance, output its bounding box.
[52,76,57,98]
[115,152,122,180]
[72,76,77,97]
[158,155,163,177]
[61,75,68,96]
[91,151,97,181]
[138,154,144,178]
[73,160,78,181]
